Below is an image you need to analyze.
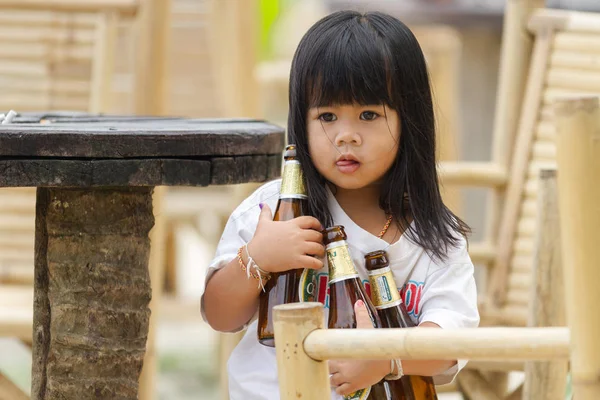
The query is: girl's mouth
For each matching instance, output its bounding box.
[336,159,360,174]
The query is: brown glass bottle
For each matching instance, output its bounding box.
[365,250,438,400]
[257,145,308,347]
[323,225,393,400]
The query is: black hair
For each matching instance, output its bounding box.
[287,10,470,261]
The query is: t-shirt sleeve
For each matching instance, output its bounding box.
[199,181,280,333]
[417,237,480,385]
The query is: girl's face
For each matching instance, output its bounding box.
[307,103,400,190]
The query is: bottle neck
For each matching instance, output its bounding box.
[325,240,359,284]
[367,266,402,310]
[280,160,307,200]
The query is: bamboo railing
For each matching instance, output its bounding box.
[273,302,569,399]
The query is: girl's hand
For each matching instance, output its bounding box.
[247,203,325,273]
[328,301,390,396]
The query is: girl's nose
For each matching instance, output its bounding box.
[334,124,362,147]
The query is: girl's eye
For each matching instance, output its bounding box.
[360,111,379,121]
[318,113,337,122]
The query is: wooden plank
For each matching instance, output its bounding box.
[0,215,35,231]
[0,156,280,188]
[0,43,93,62]
[532,141,556,161]
[550,50,600,72]
[544,88,600,106]
[210,156,268,185]
[0,249,34,263]
[523,169,568,400]
[554,32,600,53]
[0,9,97,27]
[0,79,91,95]
[0,0,139,17]
[0,232,35,248]
[547,68,600,92]
[0,26,95,44]
[508,272,532,291]
[0,264,34,285]
[0,159,211,188]
[511,255,534,274]
[0,120,284,158]
[536,121,555,140]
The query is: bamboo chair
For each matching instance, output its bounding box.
[440,8,600,399]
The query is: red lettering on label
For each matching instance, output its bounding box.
[401,281,424,317]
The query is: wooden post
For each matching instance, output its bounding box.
[523,169,568,400]
[31,187,153,399]
[273,302,330,400]
[555,96,600,399]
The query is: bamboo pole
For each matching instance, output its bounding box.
[437,161,507,187]
[485,0,545,260]
[492,23,554,305]
[554,95,600,399]
[273,303,331,400]
[303,326,569,361]
[523,169,568,400]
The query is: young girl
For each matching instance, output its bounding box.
[202,10,479,400]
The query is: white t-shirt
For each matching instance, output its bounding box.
[200,180,480,400]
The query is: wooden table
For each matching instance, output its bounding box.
[0,112,284,399]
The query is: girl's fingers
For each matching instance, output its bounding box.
[302,229,324,243]
[295,216,323,231]
[299,255,323,270]
[304,242,325,257]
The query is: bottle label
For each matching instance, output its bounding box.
[280,160,307,199]
[344,387,371,400]
[367,267,402,309]
[326,241,359,284]
[299,268,316,302]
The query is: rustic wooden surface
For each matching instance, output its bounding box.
[0,113,284,187]
[0,117,283,158]
[32,187,154,400]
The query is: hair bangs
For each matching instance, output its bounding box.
[305,20,394,108]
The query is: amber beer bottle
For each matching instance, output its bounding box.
[257,144,308,347]
[365,250,438,400]
[323,225,393,400]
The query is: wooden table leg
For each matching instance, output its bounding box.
[31,187,154,399]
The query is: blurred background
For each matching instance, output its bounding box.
[0,0,598,399]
